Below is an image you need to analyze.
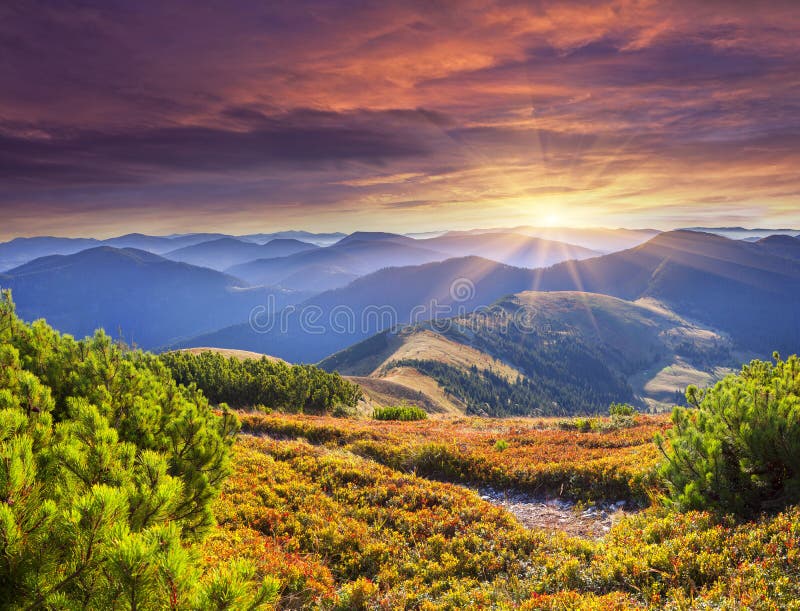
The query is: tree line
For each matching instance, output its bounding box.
[160,350,362,414]
[392,357,630,417]
[437,321,635,414]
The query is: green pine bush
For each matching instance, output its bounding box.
[160,350,362,414]
[609,402,637,428]
[657,353,800,517]
[0,290,272,609]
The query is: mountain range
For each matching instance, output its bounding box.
[177,255,537,361]
[0,231,344,271]
[0,247,307,349]
[0,229,602,353]
[528,230,800,354]
[180,231,800,360]
[226,231,598,291]
[165,237,319,270]
[2,227,799,414]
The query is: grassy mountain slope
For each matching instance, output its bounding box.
[320,326,526,414]
[321,291,733,414]
[176,346,286,362]
[320,326,524,379]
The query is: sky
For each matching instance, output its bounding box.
[2,0,800,239]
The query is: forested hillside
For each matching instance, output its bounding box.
[321,291,733,415]
[390,358,630,416]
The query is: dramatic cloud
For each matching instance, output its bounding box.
[2,0,800,237]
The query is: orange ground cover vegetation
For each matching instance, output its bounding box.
[237,413,668,502]
[199,413,800,609]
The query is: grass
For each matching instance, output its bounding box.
[323,326,527,415]
[177,346,286,362]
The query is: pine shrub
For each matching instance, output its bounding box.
[0,290,272,608]
[657,353,800,517]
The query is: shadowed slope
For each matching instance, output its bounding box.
[531,230,800,353]
[1,247,305,349]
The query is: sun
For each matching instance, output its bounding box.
[542,212,561,227]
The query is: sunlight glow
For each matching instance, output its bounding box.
[542,213,561,227]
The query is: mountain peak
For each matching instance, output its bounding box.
[335,231,410,245]
[263,237,314,246]
[757,234,800,245]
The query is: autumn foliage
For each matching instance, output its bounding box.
[238,412,665,502]
[209,412,800,608]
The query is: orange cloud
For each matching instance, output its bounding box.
[1,0,800,239]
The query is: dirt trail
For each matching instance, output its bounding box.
[476,487,633,539]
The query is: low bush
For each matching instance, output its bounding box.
[657,353,800,517]
[494,439,510,452]
[558,416,602,432]
[216,422,800,609]
[161,350,362,414]
[609,402,637,428]
[239,411,665,503]
[373,404,428,421]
